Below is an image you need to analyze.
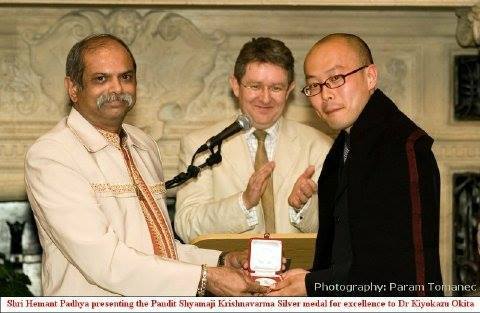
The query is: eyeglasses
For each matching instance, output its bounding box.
[301,65,368,97]
[240,82,288,94]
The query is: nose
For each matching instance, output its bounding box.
[259,87,271,103]
[320,85,334,102]
[109,77,123,94]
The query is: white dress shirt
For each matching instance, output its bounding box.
[238,121,307,228]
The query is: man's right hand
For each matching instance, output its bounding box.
[206,267,269,296]
[268,268,309,296]
[242,161,275,209]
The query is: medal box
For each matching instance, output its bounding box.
[248,234,282,286]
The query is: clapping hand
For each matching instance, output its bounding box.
[288,166,317,211]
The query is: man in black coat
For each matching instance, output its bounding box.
[270,33,443,296]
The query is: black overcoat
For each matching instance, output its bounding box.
[305,89,443,296]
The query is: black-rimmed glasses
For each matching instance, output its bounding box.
[301,65,368,97]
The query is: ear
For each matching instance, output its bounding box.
[285,81,296,99]
[65,76,79,105]
[365,64,378,92]
[229,75,240,98]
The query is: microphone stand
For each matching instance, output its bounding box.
[165,142,223,189]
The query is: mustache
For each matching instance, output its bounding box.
[96,92,134,109]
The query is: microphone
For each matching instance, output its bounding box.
[167,115,251,189]
[196,114,251,154]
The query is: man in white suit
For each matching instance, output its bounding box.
[175,37,332,243]
[25,34,267,296]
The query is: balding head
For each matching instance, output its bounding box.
[302,33,377,132]
[307,33,373,68]
[66,34,136,90]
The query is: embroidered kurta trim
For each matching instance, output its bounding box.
[150,183,166,195]
[91,183,136,194]
[95,127,177,259]
[90,183,166,195]
[96,128,123,150]
[121,144,178,260]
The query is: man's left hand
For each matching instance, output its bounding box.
[288,165,317,210]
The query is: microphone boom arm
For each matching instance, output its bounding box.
[165,114,251,189]
[165,142,223,189]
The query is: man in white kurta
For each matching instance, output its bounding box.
[25,34,265,296]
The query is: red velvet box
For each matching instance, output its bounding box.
[248,234,282,286]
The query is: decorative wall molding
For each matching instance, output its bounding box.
[434,140,480,160]
[0,50,63,122]
[0,4,478,293]
[0,0,477,6]
[21,9,227,132]
[457,2,480,47]
[0,6,472,193]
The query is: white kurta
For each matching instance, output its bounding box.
[25,108,220,296]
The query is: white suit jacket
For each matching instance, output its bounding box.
[175,117,332,243]
[25,108,220,296]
